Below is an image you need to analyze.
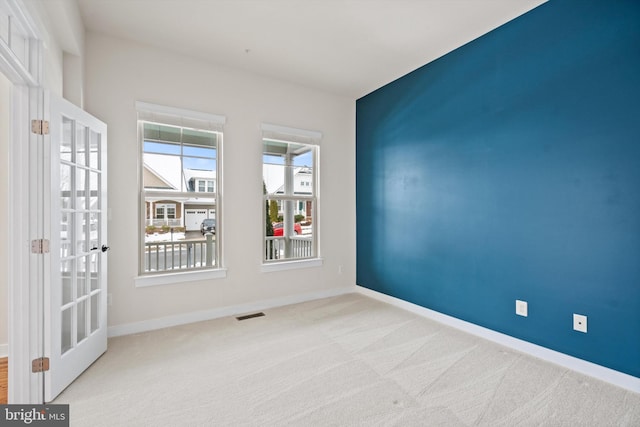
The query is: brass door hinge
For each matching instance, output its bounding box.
[32,357,50,373]
[31,239,50,254]
[31,119,50,135]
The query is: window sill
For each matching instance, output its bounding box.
[261,258,323,273]
[135,268,227,288]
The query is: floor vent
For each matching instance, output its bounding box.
[236,312,265,321]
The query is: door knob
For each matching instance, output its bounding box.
[102,245,110,252]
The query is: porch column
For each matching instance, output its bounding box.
[284,151,294,258]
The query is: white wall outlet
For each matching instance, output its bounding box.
[573,314,587,333]
[108,293,113,306]
[516,300,528,317]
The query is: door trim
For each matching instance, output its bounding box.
[1,0,45,404]
[7,85,44,404]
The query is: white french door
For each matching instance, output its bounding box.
[45,94,108,401]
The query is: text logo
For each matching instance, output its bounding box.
[1,405,69,426]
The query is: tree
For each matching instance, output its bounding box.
[269,200,279,224]
[264,182,274,237]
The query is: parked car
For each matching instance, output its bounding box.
[272,222,302,236]
[200,218,216,234]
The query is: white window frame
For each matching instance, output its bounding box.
[261,123,323,272]
[155,203,176,220]
[196,178,214,193]
[135,102,227,286]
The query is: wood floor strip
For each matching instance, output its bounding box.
[0,357,7,404]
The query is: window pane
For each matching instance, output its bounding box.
[90,252,99,291]
[60,164,72,209]
[144,123,182,144]
[89,171,99,210]
[184,157,216,193]
[61,211,73,258]
[75,212,86,254]
[77,299,87,343]
[77,255,88,298]
[182,128,217,148]
[90,130,100,169]
[76,124,87,166]
[143,199,217,272]
[62,118,73,162]
[265,198,314,262]
[183,145,216,157]
[144,141,181,155]
[263,143,314,196]
[76,168,87,210]
[143,153,182,190]
[91,293,100,333]
[62,259,73,305]
[61,308,73,354]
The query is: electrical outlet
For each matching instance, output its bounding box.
[573,314,587,333]
[515,300,528,317]
[108,293,113,306]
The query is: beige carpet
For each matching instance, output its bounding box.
[55,293,640,426]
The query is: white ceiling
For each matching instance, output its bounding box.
[77,0,546,99]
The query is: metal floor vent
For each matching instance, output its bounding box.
[236,312,265,321]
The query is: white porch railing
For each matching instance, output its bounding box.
[148,219,181,227]
[144,235,312,272]
[265,236,313,261]
[144,236,215,273]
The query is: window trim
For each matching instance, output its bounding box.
[135,268,227,287]
[260,258,323,273]
[137,102,225,281]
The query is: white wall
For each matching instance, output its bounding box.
[0,71,10,355]
[84,33,356,329]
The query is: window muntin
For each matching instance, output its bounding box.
[263,138,318,262]
[140,120,221,274]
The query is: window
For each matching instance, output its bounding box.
[196,179,215,193]
[262,123,320,265]
[155,203,176,220]
[137,102,225,278]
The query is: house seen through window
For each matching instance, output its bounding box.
[138,107,223,275]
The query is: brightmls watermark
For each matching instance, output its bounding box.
[1,405,69,426]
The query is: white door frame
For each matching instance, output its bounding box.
[1,0,45,404]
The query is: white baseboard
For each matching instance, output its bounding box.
[108,286,356,338]
[0,343,7,358]
[356,286,640,394]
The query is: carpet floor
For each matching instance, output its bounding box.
[55,293,640,426]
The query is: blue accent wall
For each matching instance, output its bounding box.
[356,0,640,378]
